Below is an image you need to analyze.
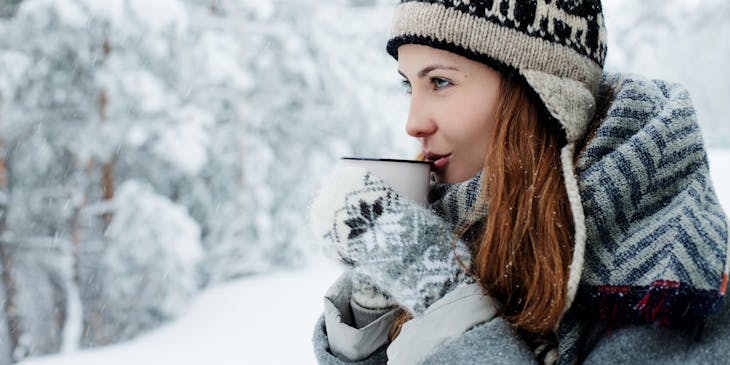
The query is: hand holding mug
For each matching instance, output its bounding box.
[309,159,475,315]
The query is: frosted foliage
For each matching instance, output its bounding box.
[99,67,170,115]
[155,105,214,175]
[0,0,23,18]
[235,0,411,277]
[0,269,9,364]
[95,180,202,341]
[6,246,72,361]
[194,31,251,90]
[0,0,246,354]
[4,138,79,238]
[56,0,190,40]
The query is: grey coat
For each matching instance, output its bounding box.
[312,279,730,364]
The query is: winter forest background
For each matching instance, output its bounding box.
[0,0,728,364]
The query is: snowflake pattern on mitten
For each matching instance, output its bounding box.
[315,168,476,315]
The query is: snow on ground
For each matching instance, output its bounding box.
[20,259,344,365]
[18,149,730,365]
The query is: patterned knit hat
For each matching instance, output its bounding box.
[386,0,607,144]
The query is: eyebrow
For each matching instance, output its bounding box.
[398,64,461,79]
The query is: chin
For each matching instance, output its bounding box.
[435,172,461,184]
[436,168,478,184]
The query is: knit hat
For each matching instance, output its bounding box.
[386,0,607,144]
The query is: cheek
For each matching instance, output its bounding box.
[453,94,497,146]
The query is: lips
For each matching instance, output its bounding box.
[423,151,451,169]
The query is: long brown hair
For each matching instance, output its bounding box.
[390,74,574,340]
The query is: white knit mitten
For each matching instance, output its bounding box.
[310,165,474,315]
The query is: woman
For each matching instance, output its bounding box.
[310,1,730,364]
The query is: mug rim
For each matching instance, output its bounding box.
[341,157,433,165]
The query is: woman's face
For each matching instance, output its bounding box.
[398,44,502,183]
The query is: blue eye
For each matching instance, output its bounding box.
[432,77,452,90]
[400,79,412,95]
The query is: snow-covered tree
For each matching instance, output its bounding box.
[0,0,101,358]
[0,0,23,18]
[0,0,224,357]
[207,0,410,282]
[83,180,202,343]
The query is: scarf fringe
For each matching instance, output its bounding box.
[575,280,726,333]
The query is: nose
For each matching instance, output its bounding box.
[405,98,437,138]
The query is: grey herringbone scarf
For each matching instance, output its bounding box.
[558,73,729,364]
[429,172,485,232]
